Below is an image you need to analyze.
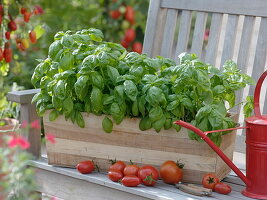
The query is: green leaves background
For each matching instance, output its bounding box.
[32,29,254,146]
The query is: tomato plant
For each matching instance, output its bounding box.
[138,165,159,186]
[160,160,184,184]
[108,170,123,182]
[121,175,140,187]
[202,173,220,190]
[76,160,95,174]
[214,182,232,194]
[109,160,126,173]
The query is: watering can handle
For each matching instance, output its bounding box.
[254,70,267,116]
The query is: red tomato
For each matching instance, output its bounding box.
[108,170,123,182]
[121,175,140,187]
[0,48,3,61]
[121,39,129,48]
[3,43,12,63]
[0,16,2,25]
[110,10,121,19]
[124,164,139,176]
[125,6,135,24]
[202,173,220,190]
[8,21,17,31]
[24,11,32,22]
[33,5,44,15]
[20,7,27,15]
[76,160,95,174]
[138,165,159,186]
[5,32,10,40]
[214,182,232,194]
[109,161,126,173]
[29,31,37,43]
[132,42,143,54]
[124,29,136,43]
[160,160,183,184]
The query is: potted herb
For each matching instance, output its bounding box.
[31,28,254,183]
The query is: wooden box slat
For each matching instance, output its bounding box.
[44,112,237,183]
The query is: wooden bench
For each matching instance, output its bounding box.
[7,0,267,199]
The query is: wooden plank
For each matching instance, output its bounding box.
[142,0,161,57]
[175,10,192,60]
[220,15,239,67]
[205,13,223,65]
[161,0,267,18]
[160,9,178,58]
[20,103,41,158]
[191,12,208,57]
[7,89,40,104]
[249,17,267,111]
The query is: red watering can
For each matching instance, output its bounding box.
[175,70,267,199]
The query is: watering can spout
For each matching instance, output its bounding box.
[174,120,250,186]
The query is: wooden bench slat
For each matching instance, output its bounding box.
[143,0,161,57]
[191,12,208,57]
[205,13,223,66]
[160,9,178,58]
[220,14,239,67]
[175,10,192,61]
[161,0,267,18]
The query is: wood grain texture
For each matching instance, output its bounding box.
[220,15,239,67]
[161,0,267,17]
[205,13,223,65]
[142,0,161,57]
[175,10,192,61]
[160,9,178,58]
[191,12,208,57]
[44,112,237,184]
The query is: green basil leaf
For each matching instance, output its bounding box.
[138,96,146,117]
[52,96,62,110]
[145,86,162,107]
[102,116,113,133]
[124,80,138,101]
[90,86,103,113]
[149,106,163,123]
[61,35,75,48]
[153,114,166,132]
[132,100,139,116]
[75,112,85,128]
[59,52,74,71]
[49,110,59,121]
[63,97,73,115]
[107,66,120,84]
[74,75,89,101]
[139,117,152,131]
[48,40,63,60]
[91,71,104,90]
[54,80,66,100]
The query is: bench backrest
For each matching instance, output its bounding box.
[143,0,267,118]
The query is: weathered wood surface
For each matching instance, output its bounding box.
[161,0,267,17]
[44,112,238,184]
[31,158,252,200]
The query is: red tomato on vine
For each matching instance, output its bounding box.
[132,42,143,54]
[202,173,220,190]
[29,31,37,43]
[138,165,159,186]
[125,6,135,24]
[124,28,136,43]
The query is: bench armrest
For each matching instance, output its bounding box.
[7,89,41,158]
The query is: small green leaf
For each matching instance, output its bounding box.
[75,112,85,128]
[49,110,59,121]
[124,80,138,101]
[102,116,113,133]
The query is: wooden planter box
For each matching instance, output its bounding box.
[44,112,237,184]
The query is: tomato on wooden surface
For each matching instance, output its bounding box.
[109,160,126,173]
[138,165,159,186]
[123,164,139,176]
[202,173,220,190]
[160,160,183,184]
[121,175,140,187]
[214,182,232,194]
[76,160,94,174]
[108,170,123,182]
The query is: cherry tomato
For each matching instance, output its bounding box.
[108,170,123,182]
[34,5,44,15]
[138,165,159,186]
[121,20,130,30]
[76,160,94,174]
[20,7,27,15]
[29,31,37,43]
[121,39,129,48]
[132,42,143,54]
[8,21,17,31]
[3,43,12,63]
[202,173,220,190]
[109,161,126,173]
[124,164,139,176]
[0,48,3,61]
[125,6,135,24]
[214,182,232,194]
[21,39,30,49]
[124,29,136,43]
[24,11,32,23]
[110,10,121,19]
[0,16,2,25]
[121,175,140,187]
[160,160,183,184]
[5,32,10,40]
